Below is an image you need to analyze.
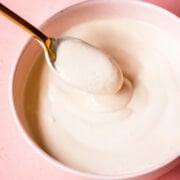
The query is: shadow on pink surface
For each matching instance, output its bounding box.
[158,163,180,180]
[145,0,180,16]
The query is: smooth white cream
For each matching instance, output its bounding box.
[25,18,180,175]
[55,38,123,95]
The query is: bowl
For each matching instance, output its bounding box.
[10,0,180,179]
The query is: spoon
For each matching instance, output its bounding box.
[0,3,124,95]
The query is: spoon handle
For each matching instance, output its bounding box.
[0,3,48,44]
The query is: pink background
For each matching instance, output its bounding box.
[0,0,180,179]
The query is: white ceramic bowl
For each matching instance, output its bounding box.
[10,0,180,179]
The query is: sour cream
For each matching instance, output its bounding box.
[24,18,180,175]
[55,37,124,95]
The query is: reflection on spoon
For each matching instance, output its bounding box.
[0,3,124,94]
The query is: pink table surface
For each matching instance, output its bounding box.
[0,0,180,180]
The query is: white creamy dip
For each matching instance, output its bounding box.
[55,38,124,95]
[25,18,180,175]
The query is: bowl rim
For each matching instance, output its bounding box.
[9,0,180,179]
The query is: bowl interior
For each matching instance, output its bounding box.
[11,0,180,179]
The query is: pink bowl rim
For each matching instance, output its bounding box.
[9,0,180,179]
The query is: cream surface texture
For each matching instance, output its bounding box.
[55,38,124,95]
[25,18,180,175]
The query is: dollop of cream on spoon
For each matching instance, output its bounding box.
[55,38,124,95]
